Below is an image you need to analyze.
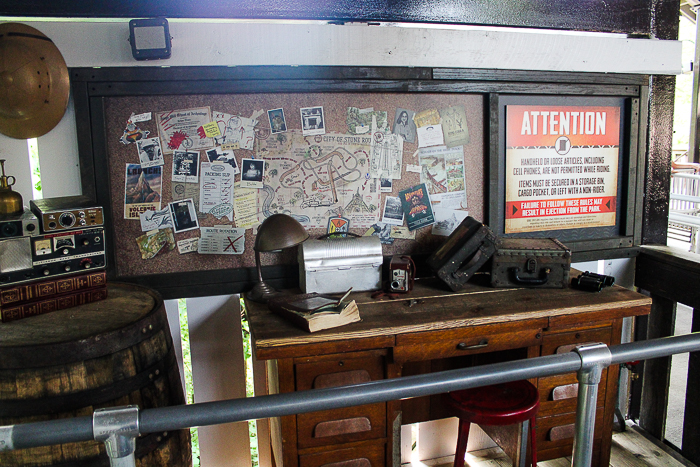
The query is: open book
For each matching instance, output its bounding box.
[267,288,361,333]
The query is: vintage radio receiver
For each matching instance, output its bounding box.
[0,208,39,238]
[30,195,104,233]
[0,227,106,286]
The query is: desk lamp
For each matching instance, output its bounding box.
[248,213,309,303]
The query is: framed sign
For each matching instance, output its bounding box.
[492,95,637,255]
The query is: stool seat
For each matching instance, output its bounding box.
[444,380,540,467]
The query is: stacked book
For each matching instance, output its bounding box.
[0,271,107,322]
[267,288,360,333]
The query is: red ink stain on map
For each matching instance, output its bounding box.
[168,131,188,150]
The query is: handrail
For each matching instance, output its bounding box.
[3,333,700,467]
[671,172,700,181]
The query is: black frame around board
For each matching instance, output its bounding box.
[72,66,648,299]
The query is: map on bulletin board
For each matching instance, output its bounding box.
[256,130,381,228]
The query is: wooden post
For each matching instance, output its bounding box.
[638,294,676,439]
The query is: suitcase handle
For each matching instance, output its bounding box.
[510,267,551,286]
[452,248,485,279]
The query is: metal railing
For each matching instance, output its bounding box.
[3,333,700,467]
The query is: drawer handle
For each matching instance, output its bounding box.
[457,339,488,351]
[549,423,575,441]
[552,383,579,400]
[314,417,372,438]
[320,459,371,467]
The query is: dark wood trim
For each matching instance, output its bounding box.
[638,293,675,439]
[635,246,700,309]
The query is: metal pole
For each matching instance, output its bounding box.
[93,406,139,467]
[571,343,612,467]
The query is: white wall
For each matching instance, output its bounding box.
[0,19,682,201]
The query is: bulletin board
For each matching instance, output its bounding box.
[100,91,484,287]
[73,66,646,299]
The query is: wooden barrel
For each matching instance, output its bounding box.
[0,282,191,467]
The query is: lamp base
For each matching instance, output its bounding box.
[247,280,279,303]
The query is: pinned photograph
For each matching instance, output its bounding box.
[380,177,392,193]
[136,137,164,168]
[381,196,404,226]
[393,108,417,143]
[267,108,287,134]
[124,164,162,219]
[206,146,239,174]
[172,151,200,183]
[300,106,326,136]
[169,198,200,233]
[240,158,265,189]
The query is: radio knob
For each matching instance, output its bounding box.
[79,219,87,226]
[43,268,50,276]
[82,239,90,246]
[81,258,93,269]
[26,223,36,232]
[64,265,71,272]
[62,248,70,255]
[58,212,76,228]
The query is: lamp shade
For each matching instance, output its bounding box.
[254,213,309,252]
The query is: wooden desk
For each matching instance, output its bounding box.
[245,277,651,467]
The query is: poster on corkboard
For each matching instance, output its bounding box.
[100,92,485,286]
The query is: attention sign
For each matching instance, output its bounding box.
[505,105,620,234]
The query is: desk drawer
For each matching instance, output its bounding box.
[394,328,542,362]
[536,409,604,452]
[296,355,386,449]
[297,403,386,448]
[299,440,385,467]
[541,327,612,356]
[296,356,385,391]
[538,372,607,416]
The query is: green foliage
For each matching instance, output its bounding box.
[179,299,200,467]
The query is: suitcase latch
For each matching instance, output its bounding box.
[525,257,537,273]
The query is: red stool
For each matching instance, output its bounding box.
[444,380,540,467]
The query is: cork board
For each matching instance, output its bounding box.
[103,93,485,279]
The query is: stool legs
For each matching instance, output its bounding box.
[453,419,471,467]
[529,416,537,467]
[453,418,538,467]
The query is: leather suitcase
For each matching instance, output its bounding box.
[490,238,571,288]
[427,217,498,291]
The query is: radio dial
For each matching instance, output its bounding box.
[82,239,90,246]
[62,248,70,255]
[43,268,50,276]
[64,265,71,272]
[58,212,76,228]
[81,258,93,269]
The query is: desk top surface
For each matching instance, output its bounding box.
[244,276,651,359]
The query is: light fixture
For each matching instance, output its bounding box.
[248,214,309,303]
[129,18,171,61]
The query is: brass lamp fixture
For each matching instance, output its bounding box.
[248,213,309,303]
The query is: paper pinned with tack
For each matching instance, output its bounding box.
[432,209,470,236]
[202,121,221,138]
[233,182,259,229]
[130,112,152,123]
[177,238,199,254]
[199,162,234,220]
[198,227,245,255]
[406,164,422,173]
[417,124,445,148]
[139,206,173,232]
